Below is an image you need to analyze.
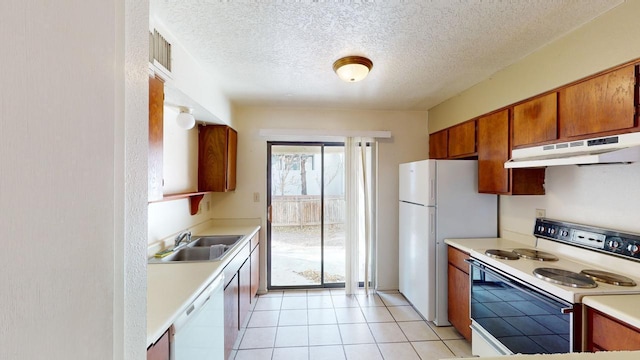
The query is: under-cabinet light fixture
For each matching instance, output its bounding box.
[176,107,195,130]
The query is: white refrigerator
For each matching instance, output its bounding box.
[399,159,497,326]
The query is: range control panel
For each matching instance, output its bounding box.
[534,218,640,261]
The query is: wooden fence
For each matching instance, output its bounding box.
[272,195,345,227]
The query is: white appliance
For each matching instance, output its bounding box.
[468,218,640,355]
[399,159,497,326]
[171,275,224,360]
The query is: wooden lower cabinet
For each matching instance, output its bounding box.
[587,306,640,351]
[250,242,260,300]
[147,328,170,360]
[447,246,471,341]
[239,259,251,329]
[224,273,239,360]
[222,233,260,359]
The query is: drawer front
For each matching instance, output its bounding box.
[589,308,640,351]
[448,246,470,274]
[250,232,259,251]
[223,242,250,288]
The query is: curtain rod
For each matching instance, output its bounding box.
[258,129,392,140]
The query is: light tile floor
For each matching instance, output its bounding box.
[231,289,472,360]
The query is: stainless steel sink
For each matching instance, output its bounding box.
[149,235,244,263]
[190,235,243,247]
[157,247,213,262]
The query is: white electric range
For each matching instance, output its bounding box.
[466,218,640,356]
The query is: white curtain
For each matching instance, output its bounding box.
[344,137,376,295]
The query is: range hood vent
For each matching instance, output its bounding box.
[505,132,640,168]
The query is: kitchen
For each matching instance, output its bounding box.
[3,1,640,360]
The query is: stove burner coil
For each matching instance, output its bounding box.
[533,267,598,288]
[513,248,559,261]
[580,269,637,287]
[485,249,520,260]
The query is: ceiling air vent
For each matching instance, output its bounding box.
[149,29,171,72]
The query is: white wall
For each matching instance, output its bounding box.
[0,1,147,359]
[427,0,640,239]
[210,106,428,290]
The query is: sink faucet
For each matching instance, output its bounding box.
[174,231,192,248]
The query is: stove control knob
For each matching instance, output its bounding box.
[628,244,640,254]
[609,240,620,249]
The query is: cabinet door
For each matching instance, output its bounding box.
[250,243,260,301]
[513,92,557,147]
[224,274,239,360]
[148,76,164,201]
[447,247,470,341]
[448,264,470,341]
[227,127,237,191]
[448,120,476,158]
[239,259,251,329]
[587,307,640,351]
[147,328,170,360]
[478,110,510,194]
[198,125,238,192]
[429,130,448,159]
[559,64,637,139]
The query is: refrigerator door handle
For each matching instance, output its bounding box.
[430,211,435,235]
[430,178,436,203]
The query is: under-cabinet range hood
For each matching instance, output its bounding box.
[504,132,640,168]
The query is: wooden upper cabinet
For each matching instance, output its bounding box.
[477,109,545,195]
[448,120,476,158]
[198,125,238,192]
[559,64,637,139]
[478,110,510,194]
[513,92,557,147]
[429,129,448,159]
[148,76,164,202]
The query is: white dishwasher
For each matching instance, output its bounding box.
[171,274,224,360]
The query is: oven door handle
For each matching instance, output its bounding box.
[465,258,573,313]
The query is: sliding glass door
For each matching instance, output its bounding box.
[267,142,345,288]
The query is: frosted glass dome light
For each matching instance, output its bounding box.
[333,56,373,82]
[176,107,196,129]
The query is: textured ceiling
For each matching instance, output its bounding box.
[150,0,622,111]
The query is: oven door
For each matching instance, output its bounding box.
[467,259,573,355]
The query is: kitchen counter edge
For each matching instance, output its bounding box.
[583,294,640,330]
[146,224,260,347]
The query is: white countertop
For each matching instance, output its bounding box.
[583,294,640,330]
[146,221,260,347]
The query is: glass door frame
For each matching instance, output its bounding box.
[266,141,345,290]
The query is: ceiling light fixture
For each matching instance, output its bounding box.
[333,56,373,83]
[176,107,195,130]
